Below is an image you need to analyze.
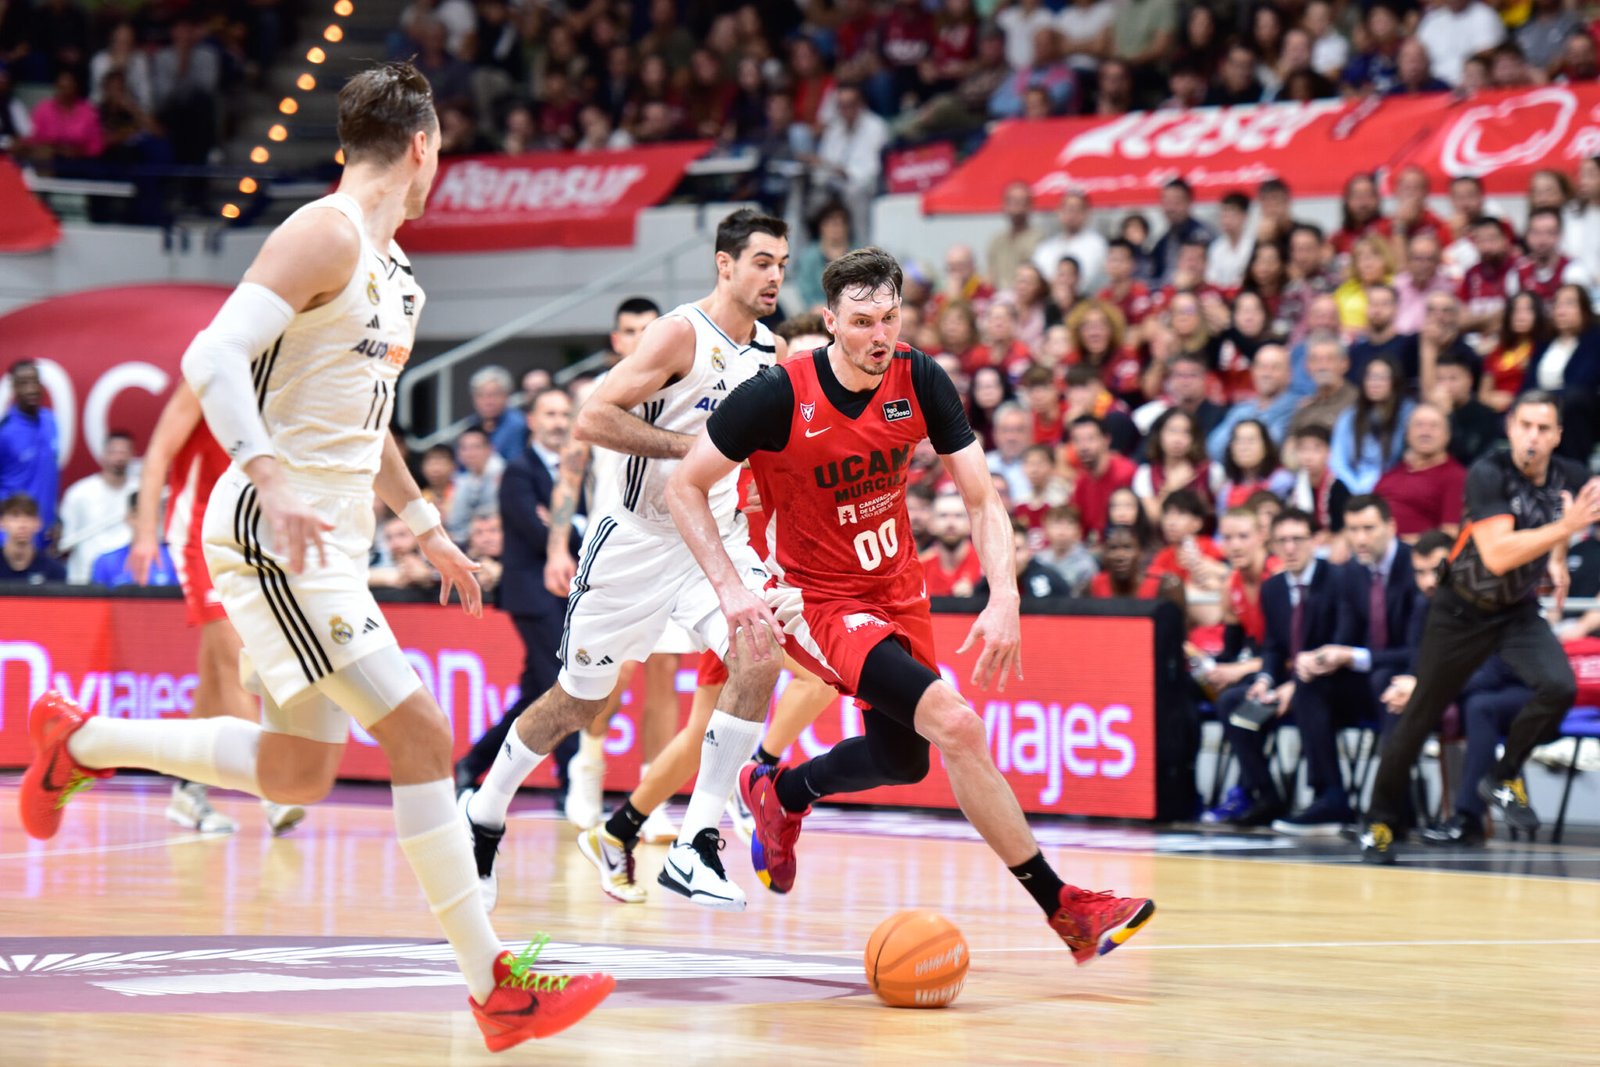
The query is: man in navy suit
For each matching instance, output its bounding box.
[454,387,579,792]
[1229,508,1367,831]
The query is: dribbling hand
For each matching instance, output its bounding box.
[721,585,784,664]
[419,527,483,618]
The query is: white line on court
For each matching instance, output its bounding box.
[813,936,1600,955]
[0,833,212,861]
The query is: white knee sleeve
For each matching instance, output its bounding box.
[313,643,425,731]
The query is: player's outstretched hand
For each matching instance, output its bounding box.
[722,585,784,664]
[1562,479,1600,534]
[127,534,161,586]
[958,598,1022,691]
[545,549,577,598]
[256,480,334,574]
[419,528,483,617]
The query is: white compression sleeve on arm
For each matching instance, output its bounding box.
[179,281,296,466]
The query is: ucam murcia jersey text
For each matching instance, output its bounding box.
[250,192,425,482]
[609,302,775,533]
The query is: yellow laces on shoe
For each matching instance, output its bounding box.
[1369,823,1393,848]
[55,771,98,810]
[503,934,574,994]
[1508,779,1530,806]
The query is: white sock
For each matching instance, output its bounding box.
[393,779,503,1004]
[67,716,262,796]
[578,729,604,763]
[467,726,545,830]
[676,711,764,845]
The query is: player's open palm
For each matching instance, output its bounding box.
[256,480,334,574]
[419,528,483,617]
[721,585,784,663]
[958,599,1022,691]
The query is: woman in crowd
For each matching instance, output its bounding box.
[1068,298,1144,406]
[1330,354,1414,493]
[967,364,1015,451]
[1481,290,1548,411]
[1107,485,1163,554]
[1523,283,1600,460]
[1214,290,1280,401]
[1004,262,1052,354]
[1133,407,1221,523]
[1334,234,1396,331]
[1217,418,1293,508]
[796,200,852,310]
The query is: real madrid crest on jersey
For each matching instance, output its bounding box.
[329,615,354,645]
[366,273,380,305]
[711,346,726,371]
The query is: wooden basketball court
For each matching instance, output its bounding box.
[3,778,1597,1065]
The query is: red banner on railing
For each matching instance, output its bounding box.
[397,141,713,253]
[0,157,61,253]
[923,86,1600,211]
[0,595,1159,819]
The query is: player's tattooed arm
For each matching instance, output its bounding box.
[544,438,590,597]
[576,314,698,458]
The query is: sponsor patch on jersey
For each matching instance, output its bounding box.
[402,293,416,316]
[801,402,816,423]
[882,398,912,422]
[836,504,858,525]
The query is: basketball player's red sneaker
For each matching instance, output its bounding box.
[470,938,616,1053]
[18,690,114,840]
[739,762,806,894]
[1050,886,1156,966]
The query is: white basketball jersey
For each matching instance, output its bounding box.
[255,193,425,481]
[611,302,775,534]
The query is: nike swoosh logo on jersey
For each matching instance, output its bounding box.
[804,427,831,438]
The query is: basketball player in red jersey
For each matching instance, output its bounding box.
[128,382,306,836]
[667,248,1155,965]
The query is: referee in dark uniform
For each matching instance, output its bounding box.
[1360,391,1600,864]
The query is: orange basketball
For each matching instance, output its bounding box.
[864,909,968,1008]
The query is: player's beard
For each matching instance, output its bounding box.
[846,342,893,377]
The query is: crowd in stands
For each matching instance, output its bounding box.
[1,0,301,218]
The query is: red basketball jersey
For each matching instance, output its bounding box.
[165,420,230,541]
[749,345,929,603]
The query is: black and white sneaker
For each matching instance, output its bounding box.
[1478,775,1540,833]
[656,827,747,911]
[458,787,505,912]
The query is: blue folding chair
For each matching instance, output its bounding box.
[1552,706,1600,845]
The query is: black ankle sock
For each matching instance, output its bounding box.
[773,765,819,813]
[605,800,647,845]
[755,746,781,767]
[1009,852,1067,917]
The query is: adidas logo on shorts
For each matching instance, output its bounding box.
[597,656,614,666]
[362,618,381,634]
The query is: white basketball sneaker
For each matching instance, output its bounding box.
[724,768,757,844]
[458,788,503,912]
[261,800,306,836]
[638,804,678,844]
[564,754,605,830]
[166,781,237,834]
[577,826,647,904]
[656,827,746,911]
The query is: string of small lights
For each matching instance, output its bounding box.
[221,0,356,220]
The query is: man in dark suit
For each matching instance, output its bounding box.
[1227,508,1366,830]
[454,387,578,792]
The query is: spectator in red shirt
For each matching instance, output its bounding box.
[1069,298,1144,405]
[1384,165,1450,250]
[1087,523,1167,598]
[1134,407,1220,523]
[1097,238,1155,326]
[788,37,837,127]
[1330,172,1386,259]
[1510,206,1592,303]
[878,0,936,105]
[919,491,984,597]
[1374,402,1466,540]
[1481,290,1545,411]
[1458,215,1515,337]
[1013,443,1069,532]
[965,300,1033,377]
[1147,489,1229,585]
[931,243,995,318]
[926,0,980,92]
[1068,414,1136,537]
[1198,505,1283,696]
[1018,364,1064,443]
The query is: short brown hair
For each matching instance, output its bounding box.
[338,62,437,166]
[776,312,828,342]
[822,246,902,309]
[0,492,39,518]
